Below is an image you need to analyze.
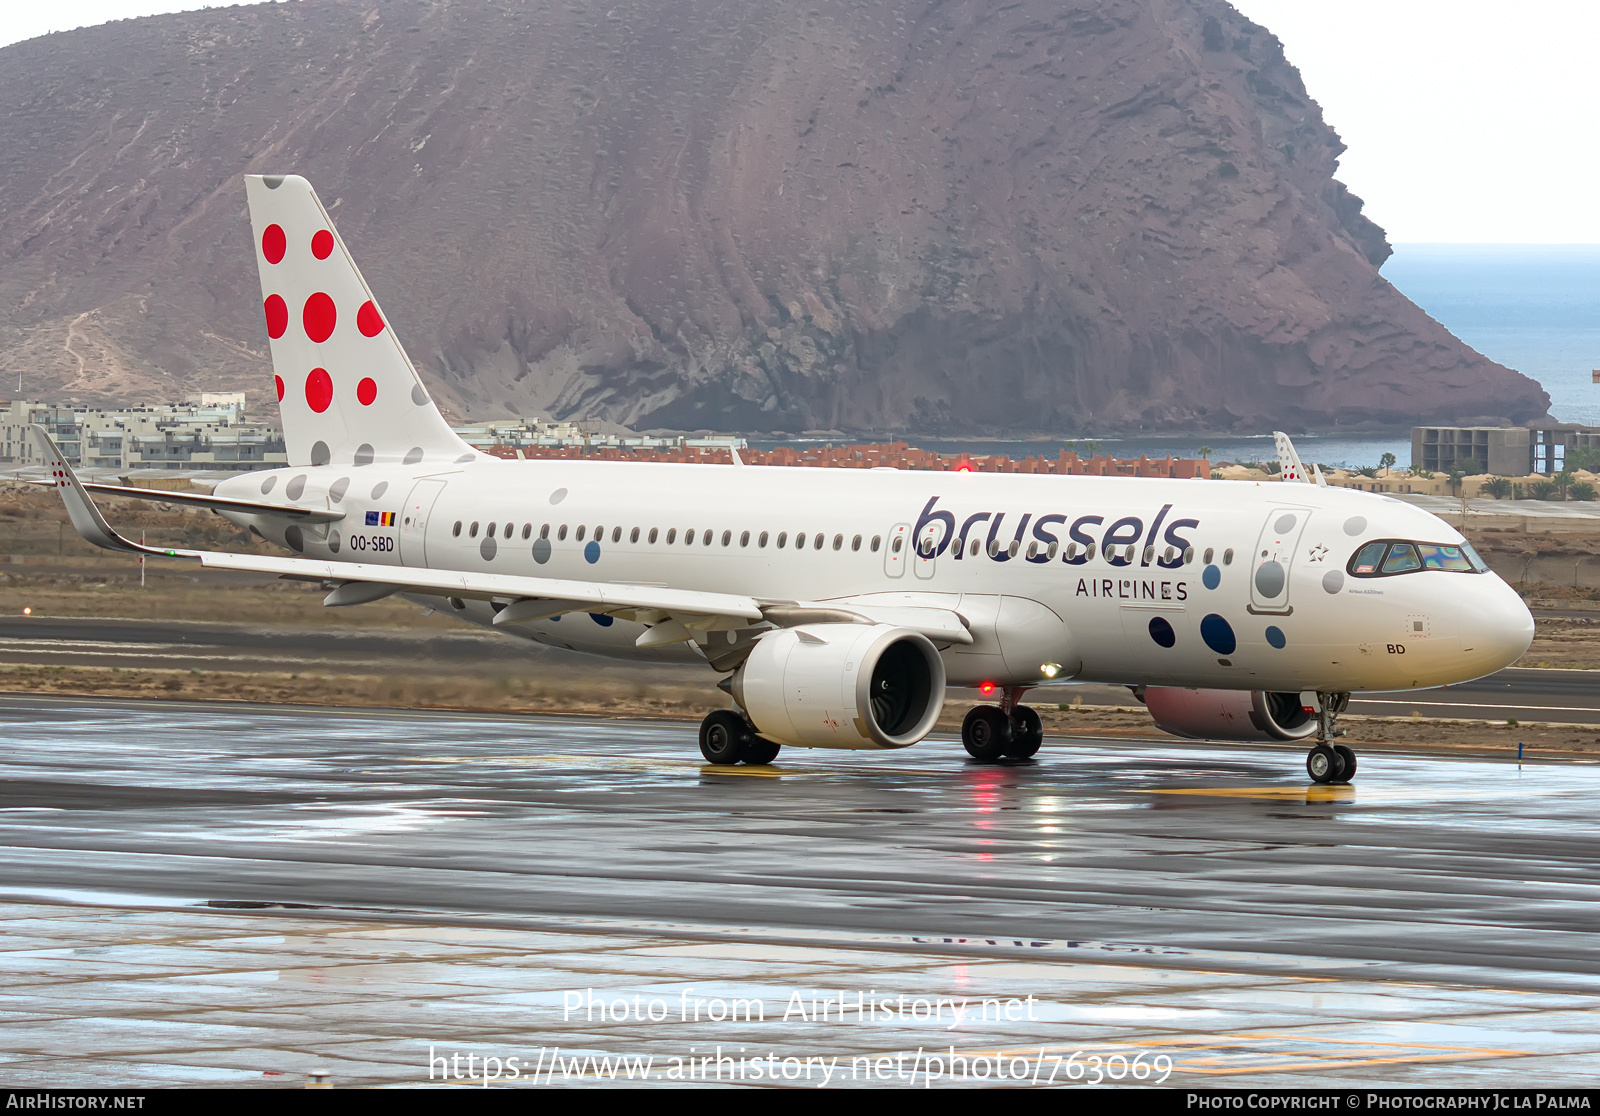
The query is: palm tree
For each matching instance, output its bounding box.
[1197,445,1212,460]
[1528,479,1559,501]
[1379,451,1396,474]
[1482,476,1512,499]
[1568,480,1597,502]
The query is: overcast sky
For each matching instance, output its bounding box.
[2,0,1596,243]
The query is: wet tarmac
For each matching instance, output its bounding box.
[0,695,1597,1087]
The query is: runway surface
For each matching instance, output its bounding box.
[0,615,1594,722]
[1,695,1598,1086]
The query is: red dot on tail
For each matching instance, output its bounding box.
[262,224,286,264]
[274,375,285,402]
[303,292,336,343]
[263,294,288,339]
[305,368,333,413]
[356,300,384,338]
[356,377,377,406]
[311,230,334,260]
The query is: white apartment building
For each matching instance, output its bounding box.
[0,398,286,473]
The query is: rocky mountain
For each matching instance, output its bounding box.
[0,0,1550,433]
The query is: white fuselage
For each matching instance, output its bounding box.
[216,459,1535,694]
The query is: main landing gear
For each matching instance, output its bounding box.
[961,687,1044,763]
[1305,692,1356,784]
[698,709,781,766]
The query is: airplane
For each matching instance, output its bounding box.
[33,175,1536,783]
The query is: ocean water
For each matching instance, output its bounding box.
[1383,244,1600,428]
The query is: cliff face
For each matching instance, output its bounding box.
[0,0,1550,432]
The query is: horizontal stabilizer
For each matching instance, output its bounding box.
[81,482,345,523]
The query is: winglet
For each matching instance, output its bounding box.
[1273,431,1312,484]
[29,425,197,560]
[729,446,744,468]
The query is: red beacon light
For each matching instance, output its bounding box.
[978,681,995,696]
[954,455,974,473]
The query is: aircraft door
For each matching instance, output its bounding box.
[883,523,909,578]
[1249,506,1311,615]
[399,479,447,566]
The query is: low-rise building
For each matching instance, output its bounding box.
[1413,424,1600,476]
[0,399,285,473]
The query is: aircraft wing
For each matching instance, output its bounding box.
[31,424,970,649]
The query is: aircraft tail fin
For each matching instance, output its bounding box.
[244,175,475,469]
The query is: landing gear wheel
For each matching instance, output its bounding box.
[699,710,752,765]
[962,705,1011,763]
[1333,744,1357,783]
[1306,743,1345,784]
[743,738,781,765]
[1005,705,1044,760]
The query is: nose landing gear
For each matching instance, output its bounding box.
[961,687,1043,763]
[1305,692,1355,784]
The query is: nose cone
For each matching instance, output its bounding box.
[1459,575,1535,678]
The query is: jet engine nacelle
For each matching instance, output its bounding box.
[731,624,945,749]
[1143,687,1318,742]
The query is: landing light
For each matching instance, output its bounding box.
[1040,662,1062,679]
[21,607,30,616]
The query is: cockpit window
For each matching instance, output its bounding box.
[1382,543,1421,573]
[1349,539,1485,578]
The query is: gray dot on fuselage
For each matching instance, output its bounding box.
[285,475,307,500]
[263,175,283,189]
[455,453,475,464]
[310,440,330,466]
[260,475,277,495]
[403,447,423,465]
[1273,513,1296,534]
[328,477,350,503]
[532,538,552,564]
[1323,570,1345,594]
[370,481,388,499]
[549,487,568,505]
[354,443,374,467]
[411,384,429,406]
[328,530,340,554]
[1254,560,1286,598]
[1344,516,1367,536]
[480,535,497,561]
[285,524,304,552]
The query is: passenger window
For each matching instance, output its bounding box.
[759,531,769,547]
[1203,547,1214,564]
[851,534,862,551]
[453,521,462,537]
[594,525,603,540]
[815,534,825,550]
[892,537,903,554]
[685,528,695,546]
[1351,541,1388,574]
[987,539,999,558]
[1222,548,1233,565]
[1086,542,1097,561]
[504,522,513,539]
[704,530,713,546]
[558,524,568,540]
[1382,543,1422,574]
[1047,541,1059,560]
[469,522,480,538]
[1143,544,1154,564]
[486,522,497,538]
[631,527,640,543]
[540,524,550,539]
[970,538,980,557]
[522,524,531,540]
[613,526,622,543]
[649,528,659,543]
[666,528,677,543]
[832,534,843,550]
[722,530,732,547]
[1183,546,1194,565]
[576,525,586,541]
[777,532,788,547]
[740,531,750,547]
[1026,541,1039,560]
[871,536,881,552]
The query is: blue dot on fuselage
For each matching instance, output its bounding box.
[1148,616,1176,648]
[584,540,601,564]
[590,612,614,627]
[1202,565,1221,590]
[1265,625,1286,649]
[1200,613,1237,655]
